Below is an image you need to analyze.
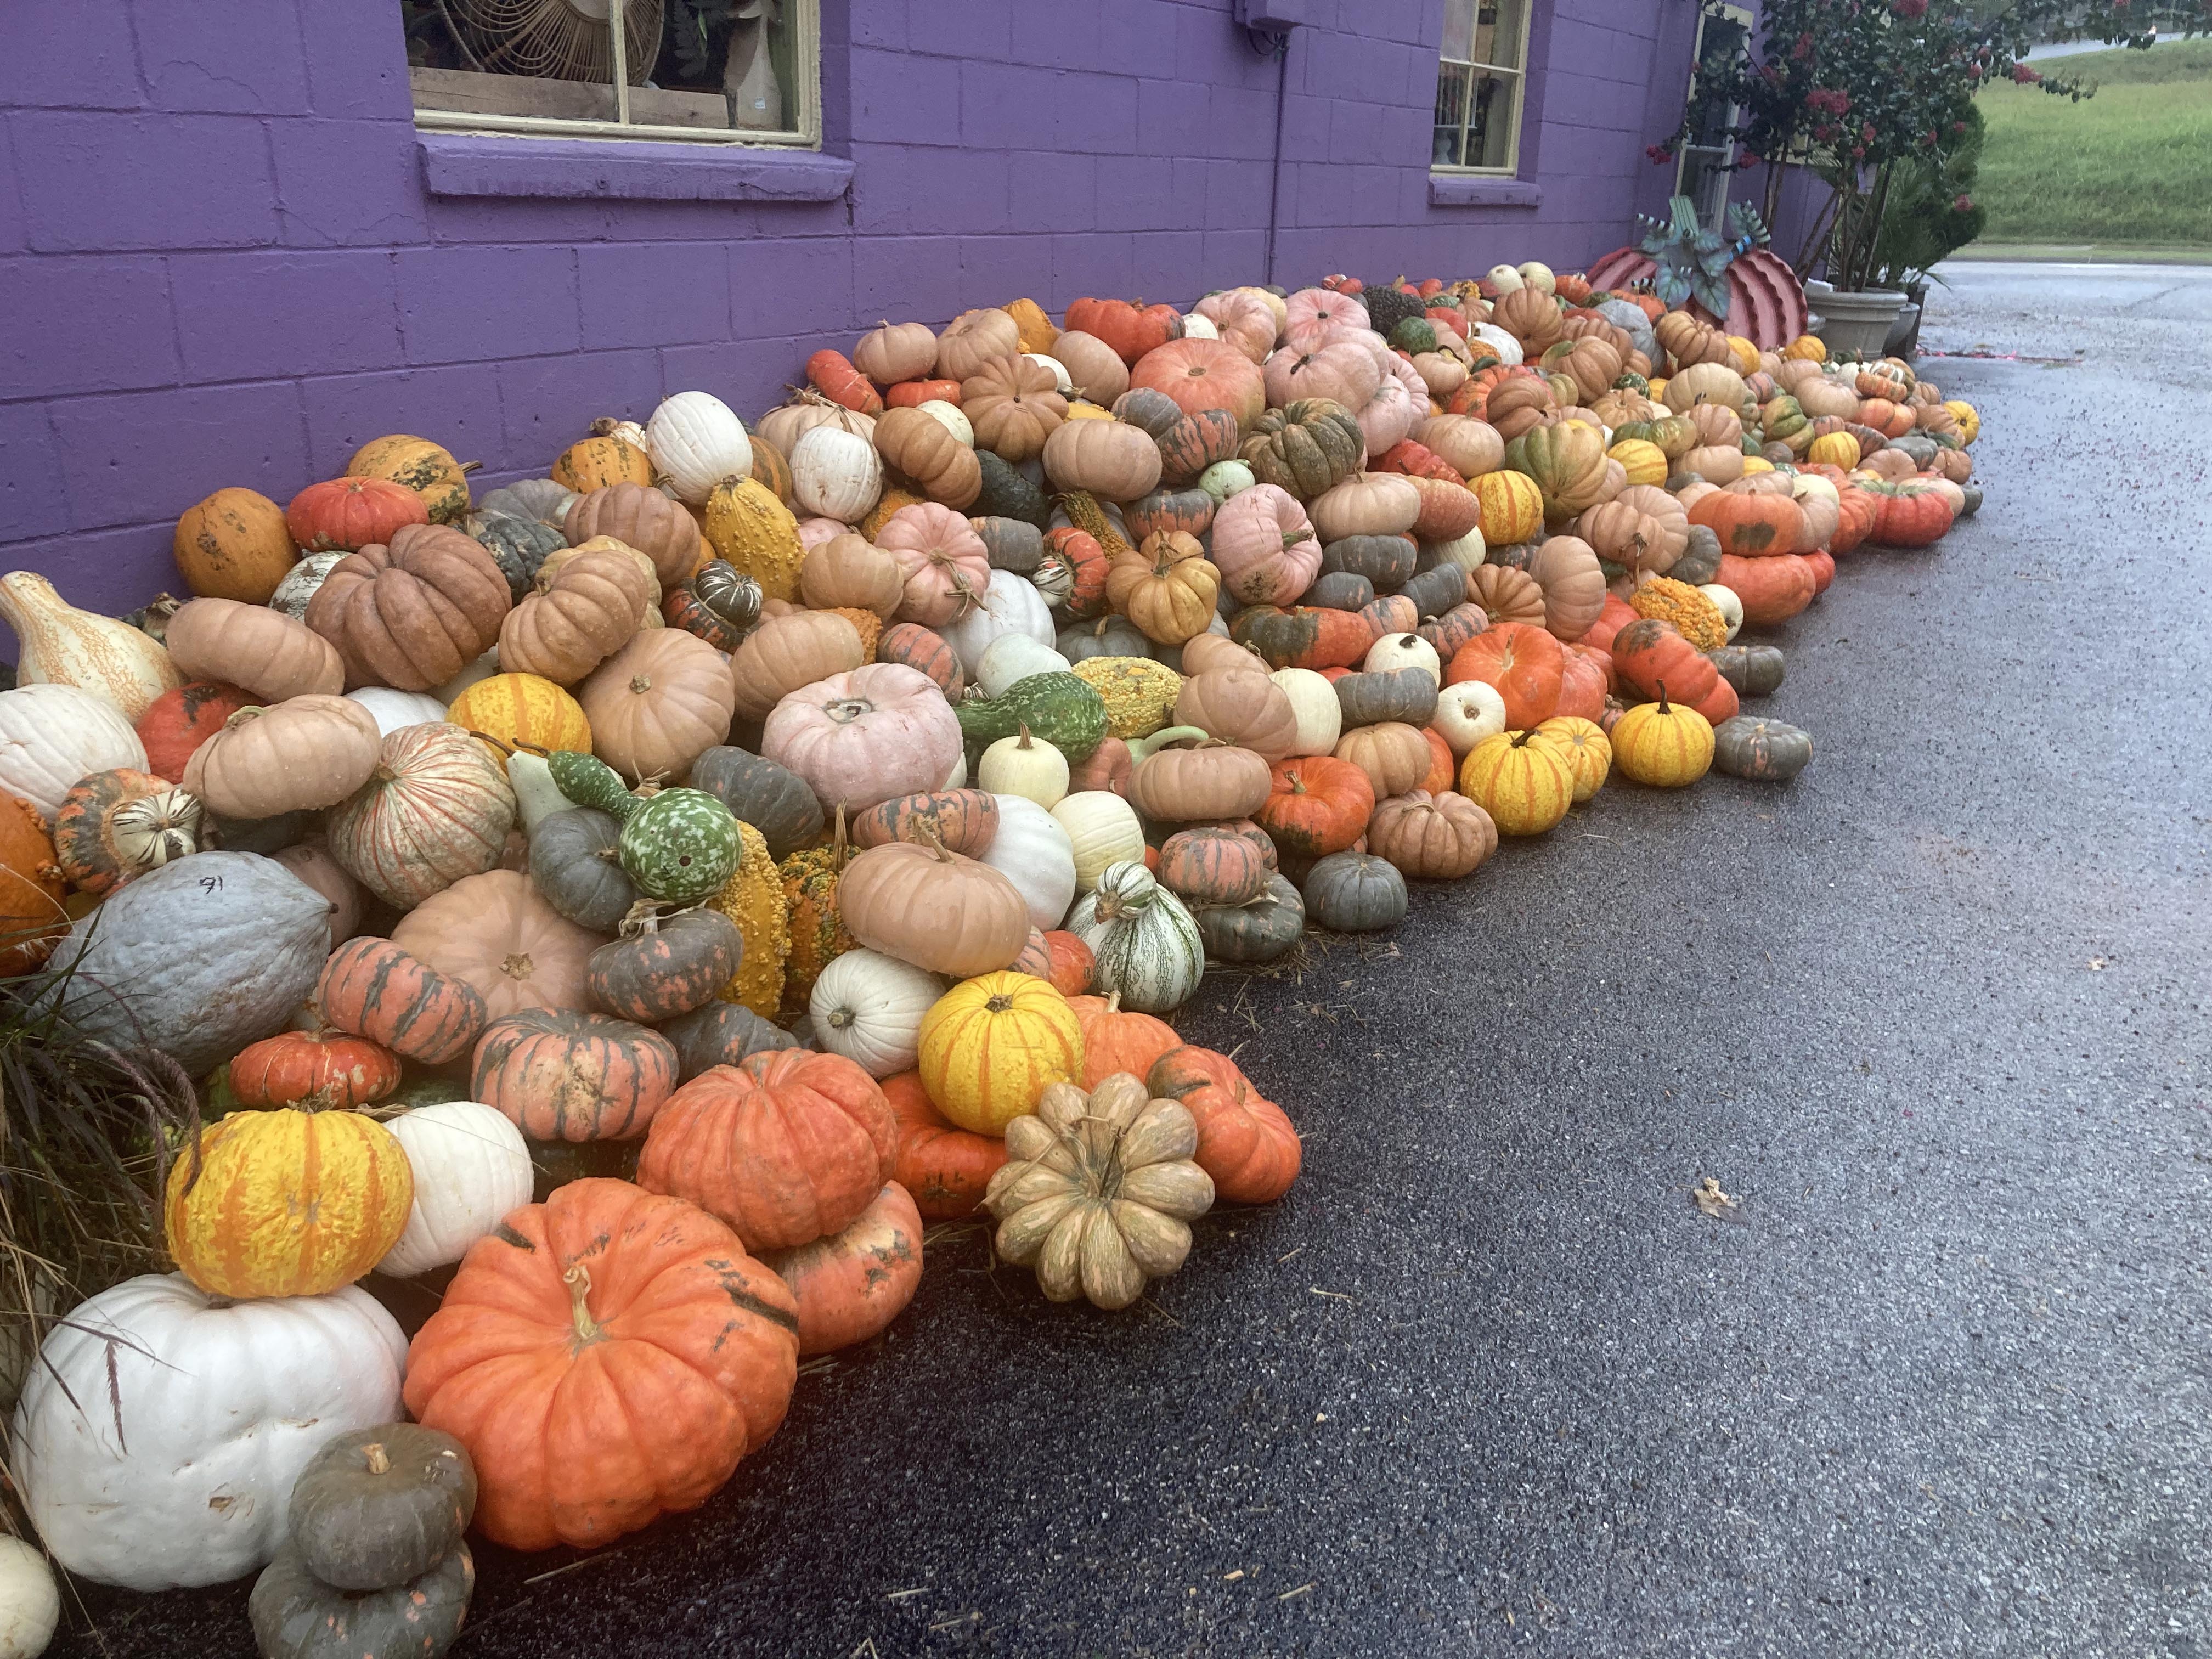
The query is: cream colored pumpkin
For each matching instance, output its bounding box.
[1050,789,1145,891]
[1432,680,1508,755]
[0,684,149,821]
[377,1100,534,1277]
[977,726,1069,809]
[646,390,752,505]
[1363,632,1441,685]
[807,948,942,1077]
[790,424,885,523]
[0,1535,58,1659]
[1269,667,1342,757]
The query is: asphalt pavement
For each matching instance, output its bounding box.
[59,264,2212,1658]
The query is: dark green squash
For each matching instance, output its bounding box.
[528,808,638,933]
[1712,715,1813,781]
[1122,485,1215,542]
[667,560,763,651]
[1320,534,1416,591]
[471,511,566,602]
[202,808,310,855]
[688,745,825,859]
[1670,523,1724,585]
[1191,873,1305,963]
[288,1424,476,1592]
[1108,387,1186,440]
[1703,644,1786,697]
[972,516,1045,574]
[1302,850,1407,933]
[972,449,1049,526]
[1334,666,1438,729]
[657,998,799,1082]
[1485,540,1541,574]
[1397,563,1466,622]
[953,672,1108,762]
[249,1537,473,1659]
[546,749,636,816]
[1304,570,1374,611]
[588,907,743,1023]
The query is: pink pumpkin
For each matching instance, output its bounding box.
[1356,373,1422,459]
[874,503,991,627]
[1262,341,1383,413]
[1193,289,1279,364]
[761,662,964,813]
[1209,484,1322,607]
[798,516,850,550]
[1127,338,1267,428]
[1280,287,1372,353]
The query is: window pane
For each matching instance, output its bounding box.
[1463,70,1517,170]
[1472,0,1525,69]
[653,0,800,133]
[1433,59,1471,167]
[1440,0,1479,64]
[1681,149,1733,230]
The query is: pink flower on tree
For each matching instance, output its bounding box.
[2012,63,2042,82]
[1807,87,1852,116]
[1954,194,1974,212]
[1893,0,1927,18]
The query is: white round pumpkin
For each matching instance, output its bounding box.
[790,424,884,523]
[1269,667,1343,756]
[10,1274,404,1590]
[809,949,943,1077]
[344,686,448,736]
[1425,526,1487,575]
[0,684,148,821]
[646,390,752,505]
[1363,633,1441,685]
[1701,582,1746,641]
[1198,460,1255,503]
[1178,312,1220,340]
[939,570,1055,678]
[978,728,1069,810]
[980,794,1076,929]
[1051,789,1145,893]
[1024,351,1074,394]
[378,1100,534,1277]
[975,633,1069,700]
[1432,679,1509,755]
[0,1536,58,1659]
[1486,263,1525,294]
[1470,323,1523,367]
[915,399,975,447]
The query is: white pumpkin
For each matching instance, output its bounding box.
[1024,351,1074,394]
[808,948,942,1077]
[941,750,968,789]
[267,550,346,621]
[939,570,1054,678]
[1432,679,1509,755]
[0,684,148,821]
[915,399,975,447]
[1363,632,1441,685]
[0,1536,58,1659]
[1269,667,1342,757]
[646,390,752,505]
[1516,261,1556,295]
[1178,312,1220,340]
[505,750,571,832]
[978,727,1069,809]
[1425,526,1487,575]
[789,424,884,523]
[1470,323,1523,367]
[1198,460,1255,504]
[1701,582,1746,641]
[345,686,447,736]
[1051,789,1144,894]
[10,1274,404,1590]
[378,1100,534,1277]
[975,633,1069,700]
[981,794,1076,930]
[1486,263,1525,294]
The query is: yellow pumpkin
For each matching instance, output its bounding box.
[1063,400,1114,421]
[1003,297,1058,354]
[346,435,472,524]
[1805,431,1860,469]
[1470,469,1544,545]
[1944,399,1980,445]
[1531,716,1611,803]
[1458,730,1573,835]
[1782,334,1827,363]
[1610,690,1714,787]
[917,971,1086,1135]
[1725,335,1760,375]
[551,435,654,493]
[165,1109,413,1299]
[1739,455,1775,475]
[860,485,927,540]
[447,672,591,757]
[1606,438,1668,488]
[704,476,805,601]
[172,487,298,605]
[1645,375,1668,404]
[708,820,788,1018]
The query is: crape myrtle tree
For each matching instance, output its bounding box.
[1660,0,2207,290]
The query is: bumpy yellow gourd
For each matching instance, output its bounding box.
[1629,577,1729,652]
[917,970,1086,1135]
[703,476,804,601]
[165,1109,413,1299]
[1069,656,1183,738]
[1610,690,1714,787]
[709,820,789,1018]
[447,672,590,757]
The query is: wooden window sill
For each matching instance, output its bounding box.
[417,132,852,204]
[1429,174,1543,209]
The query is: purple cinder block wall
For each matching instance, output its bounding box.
[0,0,1707,629]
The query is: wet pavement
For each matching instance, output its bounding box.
[59,264,2212,1657]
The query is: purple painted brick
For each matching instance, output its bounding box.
[962,235,1054,312]
[1053,73,1139,154]
[274,120,431,247]
[906,0,1011,61]
[298,4,414,120]
[397,245,578,365]
[1172,8,1275,90]
[0,405,69,545]
[1293,161,1355,229]
[1096,0,1182,75]
[426,197,618,247]
[1137,77,1215,161]
[15,114,278,252]
[853,236,962,325]
[1132,230,1206,303]
[853,48,963,145]
[1170,157,1211,223]
[730,240,856,336]
[498,349,666,461]
[1010,3,1100,71]
[172,250,399,382]
[1049,234,1135,309]
[52,381,309,530]
[1277,91,1333,163]
[1011,153,1097,236]
[0,126,21,256]
[0,257,177,400]
[132,0,310,115]
[1202,229,1268,289]
[8,0,139,111]
[1206,161,1274,230]
[1096,157,1180,230]
[862,148,1011,238]
[850,0,907,51]
[580,242,730,348]
[9,524,179,625]
[660,338,798,420]
[301,365,506,477]
[958,62,1060,151]
[1209,86,1279,161]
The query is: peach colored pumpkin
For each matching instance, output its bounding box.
[1262,342,1381,411]
[392,868,602,1020]
[1208,484,1321,607]
[577,630,736,781]
[1128,338,1267,427]
[762,663,964,814]
[875,503,991,626]
[729,611,867,725]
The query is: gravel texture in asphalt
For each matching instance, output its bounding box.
[56,266,2212,1657]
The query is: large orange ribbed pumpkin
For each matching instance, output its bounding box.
[637,1048,897,1250]
[917,970,1085,1134]
[164,1109,414,1299]
[1144,1045,1301,1205]
[403,1177,799,1551]
[883,1070,1006,1220]
[1443,622,1564,730]
[0,794,66,974]
[1066,990,1181,1090]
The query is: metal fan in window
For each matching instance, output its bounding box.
[437,0,664,83]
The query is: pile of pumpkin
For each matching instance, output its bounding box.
[0,259,1979,1652]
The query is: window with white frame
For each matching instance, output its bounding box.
[1432,0,1532,173]
[1675,7,1752,230]
[402,0,820,146]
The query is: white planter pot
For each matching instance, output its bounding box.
[1804,281,1908,360]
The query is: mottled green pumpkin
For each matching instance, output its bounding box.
[689,745,825,860]
[249,1537,473,1659]
[657,998,800,1081]
[547,749,636,817]
[588,906,744,1023]
[618,787,741,904]
[1703,644,1786,697]
[1712,715,1813,780]
[972,449,1050,526]
[1191,873,1305,963]
[1321,534,1417,591]
[528,807,639,933]
[1669,524,1724,586]
[472,511,566,602]
[1301,850,1407,933]
[287,1423,476,1592]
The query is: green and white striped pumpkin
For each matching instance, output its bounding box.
[618,787,741,904]
[1064,860,1204,1014]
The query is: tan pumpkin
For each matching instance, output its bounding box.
[1468,564,1548,628]
[1048,330,1130,404]
[163,597,345,704]
[729,611,867,724]
[498,543,655,684]
[1171,669,1299,761]
[960,355,1067,462]
[1364,788,1496,880]
[1611,485,1691,568]
[1041,419,1162,503]
[392,868,602,1019]
[853,320,939,385]
[873,407,981,509]
[1310,472,1422,542]
[182,695,384,820]
[934,308,1022,380]
[1662,362,1750,415]
[1528,535,1606,641]
[566,482,700,590]
[1128,742,1273,823]
[1103,532,1218,644]
[1680,444,1746,484]
[1331,721,1430,800]
[327,723,517,908]
[305,524,512,691]
[838,836,1030,977]
[799,533,905,620]
[577,630,737,781]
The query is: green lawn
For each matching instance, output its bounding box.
[1976,41,2212,246]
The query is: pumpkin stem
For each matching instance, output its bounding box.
[223,707,268,730]
[629,674,653,695]
[829,803,850,870]
[563,1265,603,1345]
[619,899,666,937]
[362,1442,391,1476]
[916,825,954,864]
[465,728,519,757]
[1016,723,1034,751]
[1103,990,1122,1013]
[1655,679,1673,714]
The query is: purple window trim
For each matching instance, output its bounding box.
[1427,174,1543,208]
[416,132,854,203]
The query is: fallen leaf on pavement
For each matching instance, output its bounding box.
[1692,1177,1742,1221]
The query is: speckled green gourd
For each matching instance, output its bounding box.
[548,750,636,819]
[618,788,742,904]
[954,672,1108,763]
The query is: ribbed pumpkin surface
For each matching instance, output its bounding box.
[917,972,1085,1135]
[447,672,591,757]
[328,724,517,909]
[1458,731,1575,836]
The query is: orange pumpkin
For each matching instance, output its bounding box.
[229,1026,402,1111]
[1255,755,1374,858]
[1608,619,1739,725]
[1443,622,1564,730]
[1688,489,1808,557]
[1146,1046,1300,1205]
[0,794,67,975]
[760,1181,923,1355]
[403,1177,799,1551]
[1714,551,1819,625]
[1041,929,1094,996]
[882,1071,1005,1221]
[1066,991,1182,1089]
[1064,296,1182,364]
